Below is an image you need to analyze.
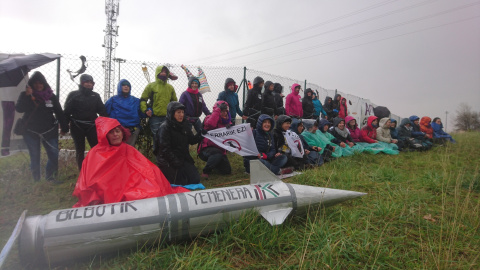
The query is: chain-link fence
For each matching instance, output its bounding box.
[23,54,335,114]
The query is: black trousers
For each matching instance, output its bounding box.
[158,162,200,186]
[198,147,232,174]
[70,121,98,170]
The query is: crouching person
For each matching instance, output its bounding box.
[198,101,232,178]
[243,114,287,175]
[156,102,202,185]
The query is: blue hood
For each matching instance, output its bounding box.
[289,118,302,135]
[117,79,132,97]
[409,115,419,124]
[318,118,332,133]
[256,114,275,133]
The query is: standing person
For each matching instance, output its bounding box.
[302,88,315,119]
[338,97,348,119]
[156,102,202,186]
[332,93,342,112]
[140,65,177,150]
[243,114,288,175]
[273,83,285,115]
[198,101,232,178]
[15,71,69,182]
[261,80,278,118]
[312,90,327,119]
[217,78,246,125]
[322,96,336,120]
[64,74,107,170]
[285,83,303,118]
[244,76,264,127]
[179,77,211,133]
[105,79,145,146]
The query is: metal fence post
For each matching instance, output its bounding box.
[56,58,61,98]
[304,79,307,90]
[242,67,247,107]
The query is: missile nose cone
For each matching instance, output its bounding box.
[289,184,366,209]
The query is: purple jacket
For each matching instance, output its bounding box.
[179,89,211,122]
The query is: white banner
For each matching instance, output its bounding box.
[203,123,259,156]
[285,130,304,158]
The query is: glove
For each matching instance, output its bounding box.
[333,109,338,113]
[260,153,267,159]
[201,129,208,135]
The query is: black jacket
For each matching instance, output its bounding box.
[156,102,202,168]
[273,83,284,112]
[273,115,292,153]
[322,96,335,119]
[15,72,68,139]
[262,81,277,117]
[244,76,264,117]
[64,85,107,124]
[329,117,355,144]
[332,94,341,111]
[302,88,314,119]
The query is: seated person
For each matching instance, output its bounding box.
[302,118,341,159]
[72,117,188,207]
[198,101,232,178]
[329,117,363,155]
[431,117,456,143]
[156,102,203,186]
[244,114,287,175]
[409,115,432,149]
[396,118,426,151]
[377,117,403,150]
[360,116,379,143]
[345,116,362,142]
[291,118,324,166]
[390,119,399,140]
[420,116,434,139]
[273,115,306,170]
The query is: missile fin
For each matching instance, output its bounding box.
[249,160,280,185]
[260,207,293,226]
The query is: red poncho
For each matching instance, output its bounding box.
[72,117,188,207]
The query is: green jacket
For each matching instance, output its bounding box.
[140,65,177,117]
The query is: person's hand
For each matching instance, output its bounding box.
[316,147,322,152]
[146,110,153,117]
[332,146,336,151]
[305,150,310,155]
[275,153,282,157]
[348,142,354,147]
[201,129,208,135]
[242,115,248,120]
[374,140,378,143]
[340,142,346,148]
[392,139,398,143]
[25,86,33,96]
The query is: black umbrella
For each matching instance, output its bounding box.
[0,53,61,87]
[373,106,391,119]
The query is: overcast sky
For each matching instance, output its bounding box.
[1,0,479,129]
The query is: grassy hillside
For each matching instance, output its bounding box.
[1,132,479,269]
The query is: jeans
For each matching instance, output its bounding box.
[244,154,288,175]
[199,147,231,174]
[23,131,59,181]
[149,116,166,150]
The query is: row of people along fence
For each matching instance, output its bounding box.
[0,53,401,157]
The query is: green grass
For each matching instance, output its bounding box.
[1,132,479,269]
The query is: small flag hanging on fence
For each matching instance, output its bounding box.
[202,124,259,156]
[284,130,304,158]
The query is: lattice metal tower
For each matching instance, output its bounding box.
[102,0,120,101]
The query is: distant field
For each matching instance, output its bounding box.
[1,132,479,269]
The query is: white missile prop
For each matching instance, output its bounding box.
[17,161,366,266]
